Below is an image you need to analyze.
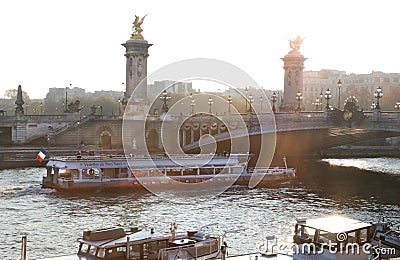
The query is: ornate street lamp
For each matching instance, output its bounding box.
[245,87,248,112]
[337,79,342,109]
[395,101,400,111]
[324,88,332,111]
[374,86,383,110]
[118,98,122,115]
[312,97,322,111]
[295,91,303,111]
[271,92,277,113]
[208,97,213,113]
[90,104,97,115]
[190,93,196,114]
[371,102,377,111]
[227,95,232,114]
[320,90,324,107]
[248,94,254,112]
[160,90,171,113]
[260,96,264,113]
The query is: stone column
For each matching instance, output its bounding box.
[122,40,152,102]
[182,129,187,146]
[190,128,195,144]
[280,38,307,112]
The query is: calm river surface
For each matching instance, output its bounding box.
[1,158,399,259]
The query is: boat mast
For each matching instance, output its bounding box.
[283,156,288,170]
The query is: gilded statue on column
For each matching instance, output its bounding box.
[289,36,303,53]
[131,14,147,40]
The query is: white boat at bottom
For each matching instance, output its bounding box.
[371,216,400,258]
[227,215,397,260]
[34,223,221,260]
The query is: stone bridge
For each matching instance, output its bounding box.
[1,111,399,161]
[179,111,400,158]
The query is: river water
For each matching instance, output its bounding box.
[0,158,399,260]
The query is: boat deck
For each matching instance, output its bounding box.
[228,252,293,260]
[35,255,82,260]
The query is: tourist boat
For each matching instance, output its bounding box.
[292,215,374,260]
[371,216,400,258]
[35,223,222,260]
[42,153,295,191]
[226,216,380,260]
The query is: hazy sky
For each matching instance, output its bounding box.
[0,0,399,99]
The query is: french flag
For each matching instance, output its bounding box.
[36,148,48,163]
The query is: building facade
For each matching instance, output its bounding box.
[302,69,400,110]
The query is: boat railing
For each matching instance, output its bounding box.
[247,167,294,174]
[49,153,248,162]
[158,239,219,260]
[58,176,112,182]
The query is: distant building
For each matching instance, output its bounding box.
[45,87,86,103]
[44,87,123,101]
[302,69,400,109]
[92,90,124,99]
[148,80,193,99]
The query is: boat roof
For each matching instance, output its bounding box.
[297,216,372,233]
[78,230,168,248]
[46,153,247,169]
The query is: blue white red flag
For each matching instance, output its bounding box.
[36,148,48,163]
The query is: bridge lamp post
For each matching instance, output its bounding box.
[320,90,324,109]
[312,97,321,111]
[160,90,171,113]
[395,101,400,111]
[324,89,332,112]
[118,98,122,116]
[190,93,196,115]
[271,92,277,113]
[337,80,342,110]
[259,96,263,113]
[371,102,377,111]
[248,94,254,113]
[208,97,213,114]
[227,95,232,114]
[295,92,303,112]
[245,87,248,112]
[374,86,383,110]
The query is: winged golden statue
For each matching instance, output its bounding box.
[289,36,303,53]
[131,14,147,40]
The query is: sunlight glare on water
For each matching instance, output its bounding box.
[321,157,400,175]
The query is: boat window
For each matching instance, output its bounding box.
[318,231,336,245]
[359,228,368,244]
[79,243,90,253]
[347,231,357,243]
[105,247,126,258]
[66,169,79,178]
[88,246,97,255]
[117,246,127,252]
[297,226,315,241]
[130,244,140,252]
[147,241,158,253]
[158,240,168,250]
[97,248,105,258]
